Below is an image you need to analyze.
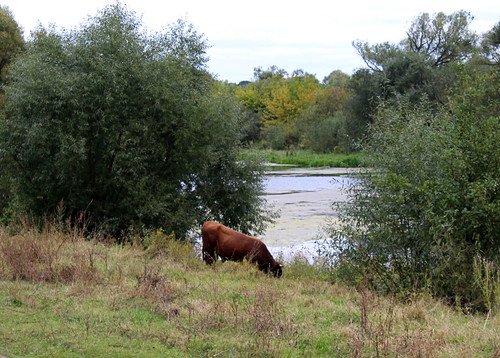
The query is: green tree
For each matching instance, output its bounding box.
[354,11,476,71]
[298,71,351,152]
[481,21,500,64]
[346,11,477,143]
[322,70,350,87]
[326,66,499,309]
[404,11,477,67]
[0,5,24,105]
[262,70,319,127]
[0,6,25,221]
[236,67,320,148]
[0,4,271,238]
[0,6,24,77]
[342,69,381,146]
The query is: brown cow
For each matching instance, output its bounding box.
[201,221,283,277]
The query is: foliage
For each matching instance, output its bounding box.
[473,256,499,316]
[347,11,477,143]
[481,20,500,64]
[355,11,476,71]
[262,71,319,127]
[0,5,24,86]
[297,75,351,152]
[0,4,271,238]
[300,114,348,153]
[238,108,262,145]
[403,11,477,66]
[322,69,350,87]
[327,81,499,310]
[0,6,25,222]
[236,67,320,147]
[262,124,288,150]
[314,83,350,115]
[237,67,354,152]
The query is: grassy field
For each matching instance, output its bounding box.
[241,149,363,168]
[0,227,498,357]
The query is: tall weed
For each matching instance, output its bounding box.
[349,286,444,357]
[0,224,98,284]
[473,256,499,320]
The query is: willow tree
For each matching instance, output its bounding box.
[346,11,478,143]
[0,4,272,238]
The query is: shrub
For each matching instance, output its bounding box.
[302,114,348,153]
[326,92,499,310]
[262,124,299,150]
[263,125,286,149]
[142,229,198,265]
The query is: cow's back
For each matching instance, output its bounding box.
[202,221,263,261]
[217,224,263,261]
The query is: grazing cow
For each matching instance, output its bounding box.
[201,221,283,278]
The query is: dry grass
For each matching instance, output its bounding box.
[0,224,498,357]
[347,287,444,357]
[0,225,98,284]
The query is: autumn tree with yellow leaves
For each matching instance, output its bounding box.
[236,67,351,149]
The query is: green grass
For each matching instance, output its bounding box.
[0,227,498,357]
[241,148,364,167]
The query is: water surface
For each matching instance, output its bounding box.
[261,167,359,261]
[265,175,352,194]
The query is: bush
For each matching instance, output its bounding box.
[0,4,272,238]
[263,125,286,149]
[301,114,348,153]
[262,124,299,150]
[326,92,499,311]
[142,229,199,265]
[239,109,262,146]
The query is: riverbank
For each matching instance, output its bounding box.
[1,227,497,357]
[242,148,363,168]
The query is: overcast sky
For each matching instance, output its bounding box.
[3,0,498,83]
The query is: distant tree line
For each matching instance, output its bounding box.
[234,67,351,152]
[234,11,498,155]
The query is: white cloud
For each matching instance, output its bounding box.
[2,0,498,82]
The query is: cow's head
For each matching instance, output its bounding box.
[271,261,283,278]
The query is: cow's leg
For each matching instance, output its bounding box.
[202,244,216,265]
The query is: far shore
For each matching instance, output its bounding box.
[265,165,366,176]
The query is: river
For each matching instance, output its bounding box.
[262,166,360,262]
